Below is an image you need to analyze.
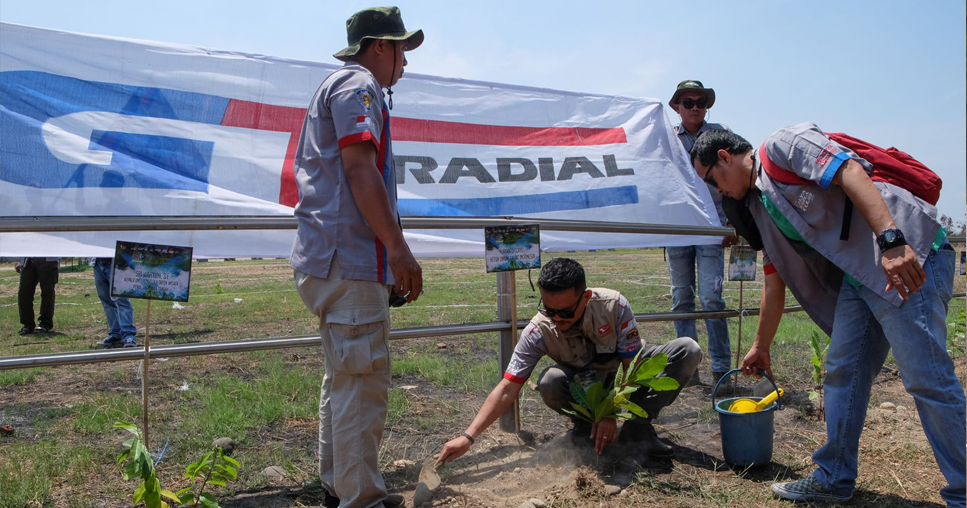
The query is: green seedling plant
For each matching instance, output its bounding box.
[115,421,240,508]
[176,445,240,508]
[947,307,966,357]
[808,332,830,420]
[562,348,679,426]
[114,421,181,508]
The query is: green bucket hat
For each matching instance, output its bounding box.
[333,6,424,62]
[670,80,716,108]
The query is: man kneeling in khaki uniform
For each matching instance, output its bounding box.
[437,258,701,465]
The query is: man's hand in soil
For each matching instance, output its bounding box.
[882,244,925,300]
[436,434,472,466]
[591,418,618,455]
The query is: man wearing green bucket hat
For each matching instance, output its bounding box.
[691,126,965,506]
[291,6,423,508]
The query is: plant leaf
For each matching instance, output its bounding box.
[222,455,240,468]
[642,376,679,391]
[809,391,819,401]
[614,362,625,389]
[215,463,238,479]
[133,483,146,504]
[569,382,588,408]
[613,412,634,420]
[160,490,182,504]
[585,382,604,409]
[632,353,669,383]
[622,400,649,418]
[568,402,592,419]
[113,421,140,437]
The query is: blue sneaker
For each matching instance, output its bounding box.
[122,336,138,348]
[771,473,852,504]
[97,336,123,348]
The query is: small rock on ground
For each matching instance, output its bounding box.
[212,437,236,455]
[414,482,433,507]
[880,402,896,410]
[260,465,286,480]
[605,485,622,496]
[527,498,546,508]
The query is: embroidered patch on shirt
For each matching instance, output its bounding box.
[355,89,374,111]
[620,319,632,331]
[816,143,837,167]
[626,328,640,341]
[597,324,612,336]
[794,189,814,212]
[355,115,373,129]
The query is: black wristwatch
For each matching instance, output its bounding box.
[876,228,907,252]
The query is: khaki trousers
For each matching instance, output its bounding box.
[295,255,392,508]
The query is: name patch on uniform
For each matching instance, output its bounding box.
[355,89,374,111]
[794,189,814,212]
[597,324,612,336]
[355,115,373,129]
[816,143,837,167]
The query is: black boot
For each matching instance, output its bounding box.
[618,420,674,459]
[567,420,594,448]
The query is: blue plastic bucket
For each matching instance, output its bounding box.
[712,369,782,467]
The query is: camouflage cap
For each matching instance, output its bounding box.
[333,6,424,62]
[670,80,716,108]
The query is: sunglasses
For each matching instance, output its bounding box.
[680,98,708,110]
[703,160,719,188]
[537,295,583,319]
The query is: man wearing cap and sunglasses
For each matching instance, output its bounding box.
[666,80,735,386]
[437,258,702,465]
[290,6,423,508]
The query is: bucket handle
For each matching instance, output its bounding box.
[711,368,782,411]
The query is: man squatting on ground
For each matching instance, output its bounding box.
[289,7,423,508]
[667,80,734,384]
[438,258,702,464]
[691,125,966,506]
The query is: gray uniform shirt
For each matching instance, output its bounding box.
[674,121,729,225]
[753,122,941,331]
[290,64,398,284]
[503,289,642,383]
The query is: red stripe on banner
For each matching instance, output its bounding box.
[503,371,528,384]
[391,117,627,146]
[221,99,307,208]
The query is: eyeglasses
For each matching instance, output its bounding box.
[703,160,719,188]
[537,295,584,319]
[680,98,708,110]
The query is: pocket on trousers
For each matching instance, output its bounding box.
[327,309,389,375]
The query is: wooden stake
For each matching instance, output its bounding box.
[142,299,152,450]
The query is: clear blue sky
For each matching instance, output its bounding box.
[3,0,965,222]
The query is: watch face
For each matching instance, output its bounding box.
[882,230,897,243]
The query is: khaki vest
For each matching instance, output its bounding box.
[531,288,623,372]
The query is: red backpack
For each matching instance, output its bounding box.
[758,132,942,205]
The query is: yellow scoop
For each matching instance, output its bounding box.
[727,388,784,413]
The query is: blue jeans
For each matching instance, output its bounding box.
[813,245,965,506]
[667,245,731,372]
[94,258,136,339]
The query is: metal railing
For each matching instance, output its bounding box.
[1,215,963,433]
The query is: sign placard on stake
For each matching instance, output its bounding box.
[728,242,757,282]
[111,241,193,301]
[109,240,192,451]
[484,225,541,273]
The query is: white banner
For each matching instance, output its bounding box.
[0,23,721,258]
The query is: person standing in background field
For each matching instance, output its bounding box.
[92,257,138,348]
[289,6,423,508]
[16,257,59,335]
[666,80,735,385]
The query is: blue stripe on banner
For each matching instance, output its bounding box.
[90,131,214,192]
[0,70,229,189]
[398,185,639,216]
